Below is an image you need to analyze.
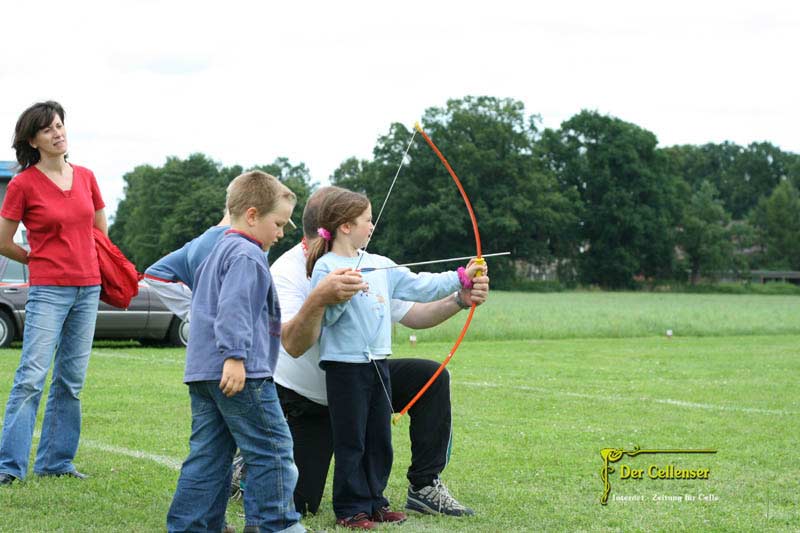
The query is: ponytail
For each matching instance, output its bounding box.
[306,232,331,278]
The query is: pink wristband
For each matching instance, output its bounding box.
[457,267,473,289]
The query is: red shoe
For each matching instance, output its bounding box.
[371,506,407,524]
[336,512,377,530]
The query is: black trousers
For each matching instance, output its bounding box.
[323,360,392,518]
[277,358,452,515]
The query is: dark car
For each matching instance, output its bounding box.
[0,256,189,348]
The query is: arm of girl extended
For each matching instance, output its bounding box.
[391,260,484,303]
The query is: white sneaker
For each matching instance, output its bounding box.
[405,478,475,516]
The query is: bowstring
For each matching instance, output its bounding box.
[372,359,394,413]
[355,126,417,411]
[354,128,417,271]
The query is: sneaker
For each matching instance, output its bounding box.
[406,478,475,516]
[336,512,377,530]
[230,453,247,500]
[38,470,89,480]
[371,506,407,524]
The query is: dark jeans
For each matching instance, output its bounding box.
[277,358,451,515]
[323,360,392,518]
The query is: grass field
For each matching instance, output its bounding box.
[1,292,799,532]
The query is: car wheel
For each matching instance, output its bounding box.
[168,316,190,347]
[0,310,17,348]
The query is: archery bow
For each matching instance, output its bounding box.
[391,122,485,425]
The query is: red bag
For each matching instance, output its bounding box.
[93,228,140,309]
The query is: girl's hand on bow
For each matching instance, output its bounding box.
[464,258,487,280]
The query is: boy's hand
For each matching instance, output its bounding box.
[220,358,246,397]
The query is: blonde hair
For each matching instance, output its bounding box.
[226,170,296,219]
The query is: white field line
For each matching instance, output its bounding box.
[78,351,185,469]
[81,439,182,470]
[0,428,184,471]
[83,351,184,468]
[460,381,795,416]
[91,349,183,364]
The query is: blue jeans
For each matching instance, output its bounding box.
[167,379,304,533]
[0,285,100,479]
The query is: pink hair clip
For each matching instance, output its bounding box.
[317,227,332,242]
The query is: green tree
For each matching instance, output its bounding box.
[111,153,223,269]
[749,180,800,269]
[663,142,796,219]
[110,154,315,270]
[332,96,579,285]
[678,181,734,284]
[539,110,682,288]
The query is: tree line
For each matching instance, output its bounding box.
[110,96,800,289]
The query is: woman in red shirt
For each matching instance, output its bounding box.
[0,101,107,485]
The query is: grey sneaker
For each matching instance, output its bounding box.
[406,478,475,516]
[230,453,247,501]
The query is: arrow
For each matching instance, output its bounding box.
[357,251,510,273]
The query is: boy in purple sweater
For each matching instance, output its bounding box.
[167,171,304,533]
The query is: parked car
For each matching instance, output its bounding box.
[0,256,189,348]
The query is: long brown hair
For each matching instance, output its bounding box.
[12,101,65,170]
[306,189,370,278]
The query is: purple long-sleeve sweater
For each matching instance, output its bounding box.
[183,230,281,383]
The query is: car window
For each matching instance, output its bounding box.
[1,259,27,283]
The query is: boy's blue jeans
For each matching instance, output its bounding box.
[0,285,100,479]
[167,378,304,533]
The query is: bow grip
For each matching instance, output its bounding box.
[474,257,486,277]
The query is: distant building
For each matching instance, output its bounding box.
[750,270,800,285]
[0,161,27,243]
[0,160,15,204]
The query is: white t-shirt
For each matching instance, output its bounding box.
[272,243,413,405]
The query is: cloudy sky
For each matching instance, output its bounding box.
[1,0,798,217]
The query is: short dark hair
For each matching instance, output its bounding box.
[12,101,65,170]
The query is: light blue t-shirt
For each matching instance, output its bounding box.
[310,251,460,364]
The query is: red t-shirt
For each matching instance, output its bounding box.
[1,164,105,286]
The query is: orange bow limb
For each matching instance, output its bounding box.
[392,123,483,424]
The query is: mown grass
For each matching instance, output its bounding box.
[397,291,800,343]
[0,291,798,532]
